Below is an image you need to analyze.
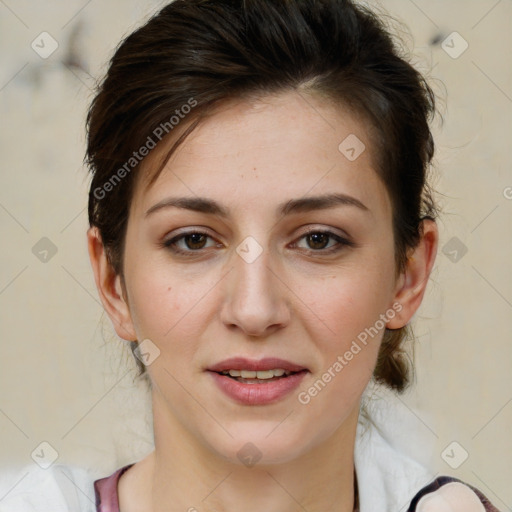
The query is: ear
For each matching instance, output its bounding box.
[386,219,438,329]
[87,226,137,341]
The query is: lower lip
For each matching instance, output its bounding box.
[208,370,308,405]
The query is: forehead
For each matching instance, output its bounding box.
[131,90,390,218]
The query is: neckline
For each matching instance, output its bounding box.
[94,463,135,511]
[94,463,358,512]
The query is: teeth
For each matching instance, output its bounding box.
[220,368,291,379]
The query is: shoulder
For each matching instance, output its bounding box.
[355,386,501,512]
[0,463,97,512]
[407,476,501,511]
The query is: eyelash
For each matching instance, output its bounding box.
[162,228,354,257]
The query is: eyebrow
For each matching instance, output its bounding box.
[145,193,369,218]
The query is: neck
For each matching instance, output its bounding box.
[121,389,359,512]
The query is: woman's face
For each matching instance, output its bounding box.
[114,91,407,463]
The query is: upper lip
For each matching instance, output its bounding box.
[207,357,308,373]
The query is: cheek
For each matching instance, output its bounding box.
[294,274,391,429]
[303,263,395,347]
[128,273,178,338]
[296,252,396,393]
[126,263,217,351]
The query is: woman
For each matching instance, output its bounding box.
[84,1,501,510]
[0,0,500,511]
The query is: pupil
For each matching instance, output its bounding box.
[308,233,328,249]
[186,233,206,249]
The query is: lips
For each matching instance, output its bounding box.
[206,357,309,405]
[207,357,308,373]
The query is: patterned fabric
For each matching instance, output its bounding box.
[94,466,501,512]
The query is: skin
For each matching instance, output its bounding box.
[88,90,438,512]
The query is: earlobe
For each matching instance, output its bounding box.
[386,219,438,330]
[87,226,137,341]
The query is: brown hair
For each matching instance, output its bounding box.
[86,0,437,392]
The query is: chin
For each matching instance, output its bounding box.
[202,424,315,467]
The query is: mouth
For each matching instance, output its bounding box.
[207,356,308,376]
[206,357,309,405]
[215,368,305,384]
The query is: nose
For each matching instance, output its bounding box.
[219,242,290,337]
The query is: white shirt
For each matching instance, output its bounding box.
[0,385,494,511]
[0,464,97,511]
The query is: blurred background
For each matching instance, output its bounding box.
[0,0,511,508]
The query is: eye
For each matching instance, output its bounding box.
[162,228,353,257]
[163,230,221,255]
[293,229,353,254]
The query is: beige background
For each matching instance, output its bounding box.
[0,0,511,508]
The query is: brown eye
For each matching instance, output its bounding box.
[163,230,220,256]
[184,233,208,250]
[293,229,354,255]
[306,232,330,250]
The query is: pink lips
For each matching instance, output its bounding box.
[206,357,309,405]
